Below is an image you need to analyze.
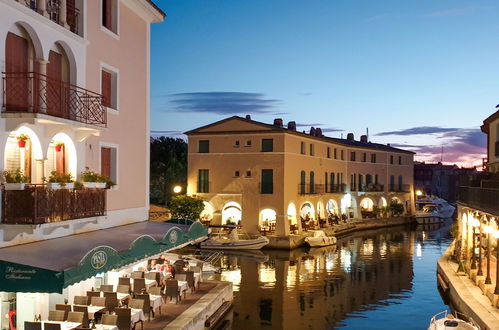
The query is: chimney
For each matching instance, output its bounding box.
[273,118,283,128]
[245,114,251,120]
[360,135,368,143]
[287,121,296,131]
[347,133,354,141]
[315,127,322,137]
[310,127,316,136]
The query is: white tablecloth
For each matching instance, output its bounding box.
[94,325,118,330]
[178,280,188,294]
[42,321,82,330]
[117,292,130,301]
[131,308,146,324]
[73,304,105,319]
[150,294,163,310]
[131,278,157,291]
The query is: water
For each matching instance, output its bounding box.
[209,222,453,330]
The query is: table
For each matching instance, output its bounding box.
[131,278,157,291]
[131,308,146,324]
[149,294,163,310]
[94,325,118,330]
[178,280,188,295]
[41,321,82,330]
[73,305,105,319]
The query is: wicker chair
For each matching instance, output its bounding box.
[101,314,118,326]
[164,279,181,303]
[145,271,161,286]
[67,311,84,323]
[104,291,118,313]
[24,322,41,330]
[119,277,131,286]
[55,304,71,320]
[175,273,186,281]
[48,310,65,322]
[148,286,162,296]
[73,295,89,306]
[43,323,61,330]
[100,284,114,292]
[86,291,100,299]
[117,284,130,294]
[133,278,146,294]
[185,270,196,292]
[135,293,152,320]
[131,271,144,279]
[72,305,89,328]
[90,296,106,307]
[115,308,132,330]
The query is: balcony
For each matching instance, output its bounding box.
[459,186,499,215]
[20,0,81,36]
[3,72,107,127]
[2,185,106,224]
[358,184,385,192]
[389,184,411,193]
[325,184,347,194]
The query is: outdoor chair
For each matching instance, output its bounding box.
[99,284,113,292]
[189,266,202,274]
[175,273,186,281]
[164,279,181,303]
[72,305,89,328]
[135,293,152,320]
[131,271,144,279]
[117,284,130,294]
[145,271,161,285]
[148,286,162,296]
[67,311,84,323]
[101,314,118,326]
[129,298,144,310]
[104,291,118,313]
[133,278,146,294]
[24,321,42,330]
[86,291,100,299]
[115,307,132,330]
[185,270,196,292]
[74,295,88,305]
[90,296,106,307]
[119,277,131,286]
[55,304,71,320]
[48,310,65,322]
[43,323,61,330]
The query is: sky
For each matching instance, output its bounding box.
[150,0,499,168]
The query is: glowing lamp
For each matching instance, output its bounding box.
[484,225,493,234]
[173,185,182,194]
[416,190,423,196]
[494,230,499,239]
[471,218,480,227]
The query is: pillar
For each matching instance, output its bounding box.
[275,213,289,236]
[37,0,49,17]
[59,0,70,29]
[37,59,48,114]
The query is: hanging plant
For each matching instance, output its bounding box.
[17,134,29,148]
[55,141,64,152]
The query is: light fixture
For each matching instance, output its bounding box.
[173,185,182,194]
[471,218,480,227]
[416,190,423,196]
[484,225,493,234]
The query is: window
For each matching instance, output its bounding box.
[261,169,273,194]
[245,140,252,147]
[300,142,305,154]
[390,175,395,191]
[362,152,367,162]
[246,170,252,177]
[102,0,118,34]
[234,140,240,147]
[101,68,117,109]
[398,175,403,191]
[390,155,394,164]
[350,152,356,161]
[375,174,379,185]
[398,156,402,165]
[310,144,314,156]
[358,174,363,191]
[350,174,356,191]
[366,174,372,185]
[330,172,335,192]
[325,172,328,192]
[234,171,240,177]
[101,146,117,184]
[262,139,273,152]
[300,171,306,194]
[327,147,331,158]
[310,171,315,193]
[334,148,337,159]
[371,153,377,163]
[197,169,209,193]
[198,140,209,153]
[341,150,344,160]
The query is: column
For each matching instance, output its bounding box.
[37,59,48,114]
[59,0,70,29]
[275,213,289,236]
[37,0,49,17]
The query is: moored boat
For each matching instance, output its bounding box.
[416,195,455,224]
[304,230,337,247]
[428,311,480,330]
[200,227,269,250]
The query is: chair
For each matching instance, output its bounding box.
[74,295,89,306]
[24,321,42,330]
[48,310,65,321]
[43,323,61,330]
[90,296,106,307]
[72,305,89,328]
[67,311,84,323]
[135,293,152,320]
[117,284,130,294]
[131,271,144,279]
[99,284,114,292]
[148,286,162,296]
[133,278,146,294]
[119,277,131,286]
[86,291,100,299]
[104,291,118,313]
[185,270,196,292]
[115,307,132,330]
[145,271,160,285]
[164,279,181,303]
[175,273,186,281]
[101,314,118,326]
[55,304,71,320]
[129,298,144,310]
[189,266,202,274]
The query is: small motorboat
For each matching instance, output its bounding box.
[200,227,269,250]
[428,311,480,330]
[304,230,337,247]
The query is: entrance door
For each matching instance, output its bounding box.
[47,50,63,117]
[5,32,29,111]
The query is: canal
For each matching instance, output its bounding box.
[209,222,453,329]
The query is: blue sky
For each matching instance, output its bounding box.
[150,0,499,167]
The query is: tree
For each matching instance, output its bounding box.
[150,137,187,205]
[168,195,205,220]
[389,202,404,216]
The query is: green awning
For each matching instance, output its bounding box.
[0,220,208,293]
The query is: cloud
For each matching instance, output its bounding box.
[425,7,482,17]
[168,92,281,115]
[376,126,459,136]
[150,130,183,137]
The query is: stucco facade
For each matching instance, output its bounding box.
[186,116,415,236]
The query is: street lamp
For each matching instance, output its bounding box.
[494,228,499,295]
[173,185,182,194]
[477,218,484,276]
[471,217,480,270]
[416,190,423,197]
[484,224,493,284]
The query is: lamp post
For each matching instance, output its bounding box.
[461,216,468,261]
[471,217,480,270]
[477,219,484,277]
[484,224,492,284]
[494,228,499,295]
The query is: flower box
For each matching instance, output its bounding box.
[83,182,96,188]
[95,182,107,189]
[4,183,25,190]
[47,183,61,190]
[60,183,74,189]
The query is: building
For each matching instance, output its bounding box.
[186,116,415,236]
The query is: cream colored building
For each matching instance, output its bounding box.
[186,116,415,236]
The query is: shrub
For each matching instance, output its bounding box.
[16,134,29,141]
[48,171,73,183]
[389,202,404,216]
[168,195,205,220]
[81,167,98,182]
[3,169,29,183]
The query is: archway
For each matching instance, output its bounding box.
[391,197,402,204]
[300,202,315,220]
[360,197,375,211]
[327,199,339,215]
[221,201,242,225]
[200,201,214,223]
[287,202,297,225]
[46,133,77,179]
[4,127,43,183]
[379,197,388,208]
[259,208,277,232]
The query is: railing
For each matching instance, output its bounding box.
[459,186,499,214]
[21,0,80,35]
[359,184,385,192]
[298,184,325,195]
[325,184,347,194]
[2,185,106,224]
[3,72,106,127]
[389,184,411,193]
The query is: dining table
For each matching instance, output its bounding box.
[149,293,163,310]
[131,308,146,325]
[40,321,82,330]
[73,304,106,319]
[94,325,118,330]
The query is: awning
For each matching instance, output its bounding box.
[0,220,208,293]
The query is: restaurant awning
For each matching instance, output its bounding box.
[0,220,208,293]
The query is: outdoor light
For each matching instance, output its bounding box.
[416,190,423,196]
[484,224,493,284]
[471,217,479,270]
[477,218,483,277]
[173,185,182,194]
[494,229,499,295]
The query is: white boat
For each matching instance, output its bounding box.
[304,230,337,247]
[428,311,480,330]
[416,196,455,224]
[200,228,269,250]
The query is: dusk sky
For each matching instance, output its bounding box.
[150,0,499,167]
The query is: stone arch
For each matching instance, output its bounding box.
[221,201,242,225]
[10,21,44,60]
[259,208,277,228]
[360,197,375,211]
[300,202,315,220]
[326,199,339,215]
[379,197,388,208]
[287,202,297,225]
[52,40,77,85]
[4,126,43,183]
[46,132,77,178]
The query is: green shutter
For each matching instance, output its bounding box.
[261,169,273,194]
[199,140,210,153]
[262,139,273,152]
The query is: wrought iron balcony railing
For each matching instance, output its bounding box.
[359,184,385,192]
[22,0,80,35]
[389,184,411,193]
[325,183,347,194]
[3,72,107,127]
[2,185,106,224]
[459,186,499,214]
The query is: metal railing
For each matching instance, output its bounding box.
[389,184,411,193]
[2,185,106,224]
[359,184,385,192]
[298,184,325,195]
[325,183,347,194]
[459,186,499,214]
[3,72,106,127]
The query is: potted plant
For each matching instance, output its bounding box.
[3,169,29,190]
[17,134,29,148]
[47,171,74,189]
[81,167,98,188]
[54,142,64,152]
[95,173,108,189]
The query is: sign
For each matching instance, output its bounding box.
[169,230,178,244]
[5,266,36,280]
[90,250,107,270]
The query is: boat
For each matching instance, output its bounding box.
[428,311,480,330]
[304,230,337,247]
[199,227,269,250]
[416,196,455,224]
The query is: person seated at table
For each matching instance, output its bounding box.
[148,259,158,271]
[160,260,174,279]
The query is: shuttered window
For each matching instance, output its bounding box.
[261,139,273,152]
[261,169,273,194]
[102,0,113,30]
[101,147,111,178]
[198,169,209,193]
[101,70,112,108]
[199,140,209,153]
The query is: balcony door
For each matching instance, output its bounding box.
[47,50,64,118]
[5,32,29,111]
[55,144,65,174]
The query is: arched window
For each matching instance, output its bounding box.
[300,170,306,194]
[310,171,315,193]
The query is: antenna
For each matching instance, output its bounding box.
[366,127,369,141]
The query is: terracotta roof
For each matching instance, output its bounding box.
[185,115,415,155]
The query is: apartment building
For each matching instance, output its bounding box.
[186,116,415,236]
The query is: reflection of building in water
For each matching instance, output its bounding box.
[223,227,415,329]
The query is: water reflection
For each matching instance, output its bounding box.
[210,222,453,329]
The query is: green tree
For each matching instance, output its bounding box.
[168,195,205,220]
[150,137,187,205]
[389,202,404,216]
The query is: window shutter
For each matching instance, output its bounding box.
[101,71,112,107]
[101,147,111,178]
[103,0,113,30]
